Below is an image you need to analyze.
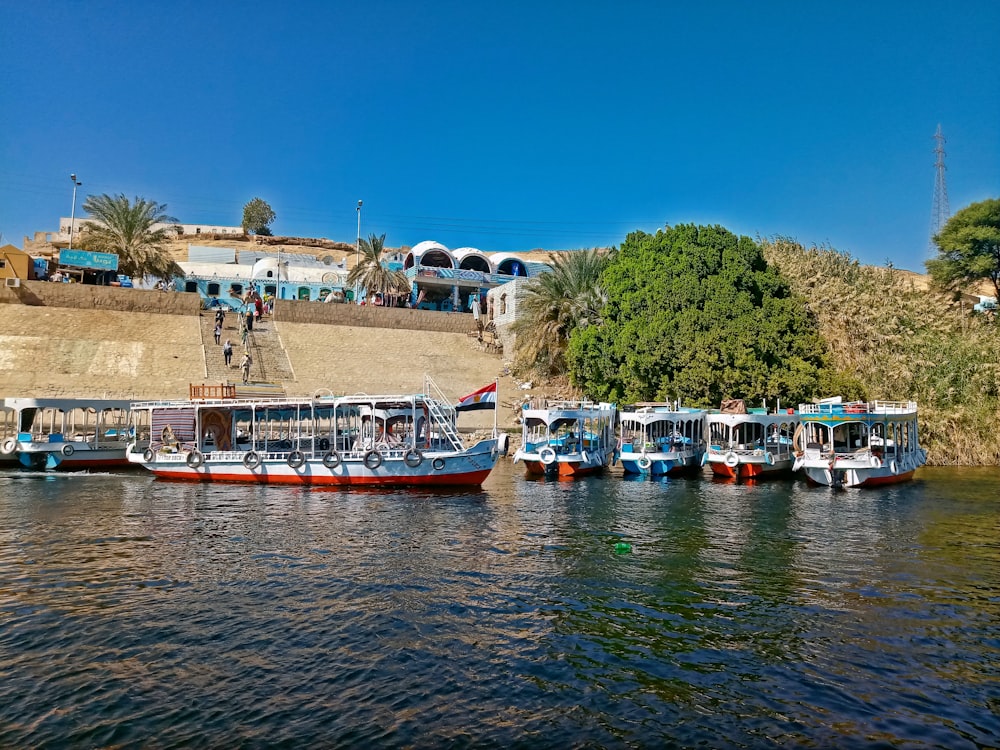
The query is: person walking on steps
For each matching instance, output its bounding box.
[223,339,233,367]
[240,351,252,384]
[214,322,222,345]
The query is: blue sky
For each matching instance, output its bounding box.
[2,1,998,271]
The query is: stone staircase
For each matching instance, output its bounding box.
[199,311,294,393]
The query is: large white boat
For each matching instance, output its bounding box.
[125,379,500,487]
[617,403,706,476]
[704,404,801,480]
[512,399,616,478]
[793,398,927,488]
[0,397,136,470]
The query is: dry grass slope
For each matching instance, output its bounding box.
[763,239,1000,465]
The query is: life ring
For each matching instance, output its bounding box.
[497,432,510,455]
[186,450,204,468]
[322,450,341,469]
[764,451,775,466]
[870,454,882,469]
[363,450,382,470]
[61,444,75,457]
[143,448,154,462]
[637,455,652,470]
[432,457,446,471]
[724,452,739,468]
[890,460,898,474]
[539,446,557,465]
[404,449,423,468]
[581,450,590,465]
[243,451,261,469]
[318,437,330,451]
[1,437,17,455]
[287,450,305,469]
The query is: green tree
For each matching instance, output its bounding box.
[346,233,408,301]
[511,249,610,376]
[568,225,828,406]
[927,198,1000,301]
[79,193,183,280]
[242,197,276,236]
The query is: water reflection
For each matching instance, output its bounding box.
[0,465,998,746]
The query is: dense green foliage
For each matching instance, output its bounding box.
[763,237,1000,465]
[511,249,609,376]
[346,233,408,300]
[926,198,1000,301]
[79,193,183,280]
[567,225,830,406]
[241,197,276,236]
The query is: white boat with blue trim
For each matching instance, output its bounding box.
[616,403,707,476]
[793,398,927,488]
[512,399,616,478]
[704,403,801,481]
[0,397,135,470]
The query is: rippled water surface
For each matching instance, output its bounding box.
[1,464,998,748]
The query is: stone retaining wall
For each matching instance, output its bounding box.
[0,281,200,316]
[273,299,475,333]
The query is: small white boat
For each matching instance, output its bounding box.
[512,399,616,478]
[126,378,500,487]
[617,403,706,476]
[0,397,136,470]
[704,403,801,480]
[793,398,927,488]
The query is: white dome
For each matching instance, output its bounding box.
[250,257,289,280]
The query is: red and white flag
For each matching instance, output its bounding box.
[456,381,497,411]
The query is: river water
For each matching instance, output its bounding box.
[0,462,997,749]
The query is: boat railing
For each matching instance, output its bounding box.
[190,384,238,400]
[870,400,918,414]
[799,400,917,415]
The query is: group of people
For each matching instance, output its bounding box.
[213,307,253,383]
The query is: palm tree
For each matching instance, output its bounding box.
[346,233,408,302]
[512,248,610,375]
[79,194,183,281]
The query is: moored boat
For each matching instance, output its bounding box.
[126,379,500,487]
[512,399,616,477]
[617,403,706,476]
[704,402,800,480]
[793,398,927,488]
[0,397,136,470]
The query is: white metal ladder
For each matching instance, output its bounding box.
[423,375,463,450]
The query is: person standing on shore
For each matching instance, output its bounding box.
[223,339,233,367]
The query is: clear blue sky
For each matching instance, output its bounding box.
[2,1,998,271]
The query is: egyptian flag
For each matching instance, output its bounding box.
[456,382,497,411]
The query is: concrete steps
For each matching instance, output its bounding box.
[199,311,294,389]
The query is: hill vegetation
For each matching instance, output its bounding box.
[760,238,1000,465]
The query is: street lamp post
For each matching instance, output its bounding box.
[355,200,363,303]
[68,173,82,251]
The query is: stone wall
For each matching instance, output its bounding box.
[0,281,200,316]
[274,299,475,333]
